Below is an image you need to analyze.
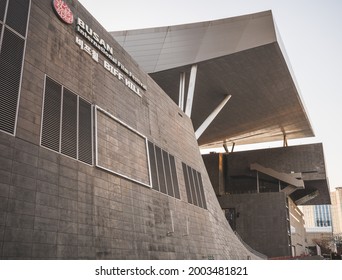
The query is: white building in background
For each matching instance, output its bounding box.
[331,188,342,236]
[300,205,333,253]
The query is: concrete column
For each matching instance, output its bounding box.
[185,65,198,117]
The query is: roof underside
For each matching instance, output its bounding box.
[111,10,314,147]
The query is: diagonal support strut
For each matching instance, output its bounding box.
[195,94,232,140]
[184,65,198,117]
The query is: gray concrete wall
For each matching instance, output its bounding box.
[218,192,290,258]
[0,0,257,259]
[226,144,326,181]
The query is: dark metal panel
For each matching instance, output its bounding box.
[6,0,30,37]
[0,0,6,21]
[148,141,159,191]
[182,162,192,204]
[197,172,207,209]
[0,27,24,134]
[163,151,174,197]
[78,99,93,165]
[155,146,167,194]
[193,170,204,208]
[61,89,77,159]
[187,165,198,206]
[170,155,180,199]
[41,77,62,152]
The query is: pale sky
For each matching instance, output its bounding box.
[78,0,342,190]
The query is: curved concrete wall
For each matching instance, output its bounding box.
[0,0,259,259]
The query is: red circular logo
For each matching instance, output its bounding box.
[52,0,74,25]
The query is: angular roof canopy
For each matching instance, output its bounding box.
[111,10,314,148]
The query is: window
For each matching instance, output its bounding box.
[182,163,207,209]
[148,141,180,199]
[41,76,93,165]
[0,0,30,135]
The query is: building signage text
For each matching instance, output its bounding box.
[76,36,142,96]
[76,17,147,92]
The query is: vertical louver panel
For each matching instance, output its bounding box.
[0,0,6,21]
[193,170,203,208]
[170,155,180,199]
[181,163,207,209]
[61,89,77,159]
[182,163,192,204]
[148,141,159,191]
[187,165,198,206]
[41,76,93,165]
[163,150,174,197]
[6,0,30,37]
[41,77,62,152]
[155,146,167,194]
[147,141,180,199]
[78,99,93,165]
[197,172,207,209]
[0,28,25,134]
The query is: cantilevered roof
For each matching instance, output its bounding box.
[111,10,314,147]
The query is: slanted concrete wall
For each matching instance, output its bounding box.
[219,192,290,258]
[0,0,257,260]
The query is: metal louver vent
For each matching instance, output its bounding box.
[41,77,62,152]
[41,76,93,165]
[0,0,6,21]
[170,155,180,199]
[61,89,77,158]
[163,150,174,197]
[78,99,92,165]
[155,146,167,194]
[181,163,206,209]
[182,163,192,204]
[193,170,203,208]
[187,165,198,206]
[148,141,159,191]
[147,141,180,199]
[0,27,25,134]
[6,0,30,37]
[197,172,207,209]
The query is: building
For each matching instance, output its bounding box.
[331,188,342,236]
[0,0,262,260]
[112,11,331,259]
[202,144,329,258]
[300,205,333,229]
[300,205,333,255]
[0,0,329,259]
[331,187,342,253]
[111,11,314,148]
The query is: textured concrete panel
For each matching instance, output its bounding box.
[96,109,150,186]
[0,0,262,260]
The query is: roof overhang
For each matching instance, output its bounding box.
[111,10,314,147]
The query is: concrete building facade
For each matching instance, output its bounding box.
[331,187,342,253]
[299,204,334,254]
[203,144,330,258]
[0,0,330,260]
[0,0,258,259]
[331,188,342,236]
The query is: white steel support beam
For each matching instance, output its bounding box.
[179,72,186,111]
[283,134,288,147]
[195,95,232,140]
[185,65,198,117]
